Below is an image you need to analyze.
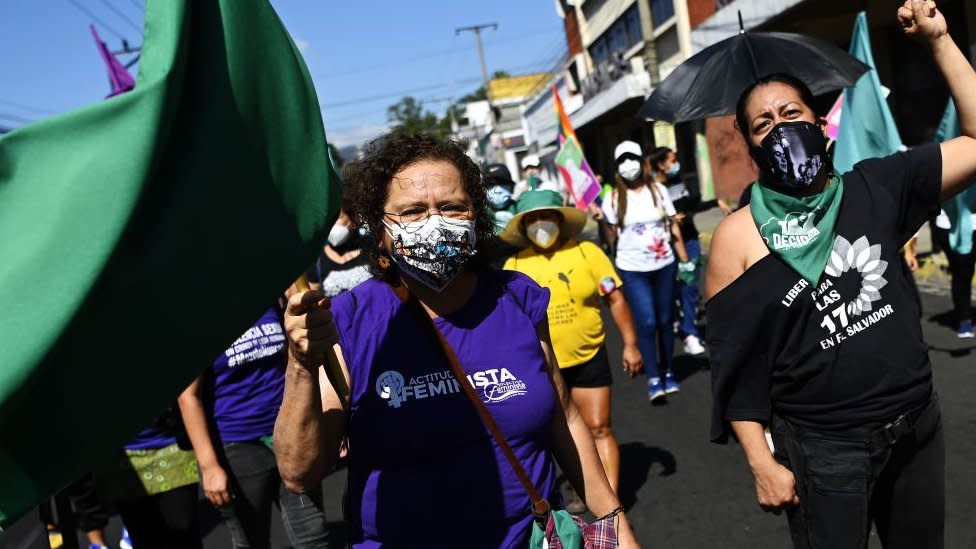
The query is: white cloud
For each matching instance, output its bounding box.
[327,123,388,149]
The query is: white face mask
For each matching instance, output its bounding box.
[618,159,642,182]
[526,220,559,249]
[327,223,351,247]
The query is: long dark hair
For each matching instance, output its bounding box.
[648,146,673,179]
[613,158,663,231]
[734,73,816,146]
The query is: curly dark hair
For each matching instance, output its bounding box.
[346,132,493,283]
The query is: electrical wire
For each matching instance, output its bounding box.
[319,51,567,113]
[66,0,127,40]
[100,0,143,33]
[0,99,57,116]
[320,29,562,81]
[320,78,482,110]
[0,112,36,124]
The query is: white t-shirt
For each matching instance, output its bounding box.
[602,183,677,272]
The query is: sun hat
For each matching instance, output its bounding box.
[499,189,587,247]
[613,140,642,161]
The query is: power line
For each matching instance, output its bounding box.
[320,77,482,110]
[0,112,35,124]
[66,0,127,41]
[323,95,454,125]
[320,51,566,112]
[319,29,562,81]
[100,0,143,33]
[0,99,57,116]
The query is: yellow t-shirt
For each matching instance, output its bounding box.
[504,240,622,368]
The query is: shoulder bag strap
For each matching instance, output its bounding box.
[405,296,551,519]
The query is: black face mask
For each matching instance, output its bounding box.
[753,121,831,193]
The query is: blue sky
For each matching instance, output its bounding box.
[0,0,565,147]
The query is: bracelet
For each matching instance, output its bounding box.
[597,505,625,521]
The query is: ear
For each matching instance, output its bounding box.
[817,116,829,133]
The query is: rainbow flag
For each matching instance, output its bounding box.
[553,86,601,208]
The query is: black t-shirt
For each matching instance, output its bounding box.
[664,178,700,242]
[707,144,942,442]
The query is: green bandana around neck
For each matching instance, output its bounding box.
[750,176,844,286]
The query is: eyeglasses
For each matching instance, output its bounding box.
[383,203,474,225]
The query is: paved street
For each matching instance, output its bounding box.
[3,265,974,549]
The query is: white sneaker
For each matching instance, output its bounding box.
[683,335,706,356]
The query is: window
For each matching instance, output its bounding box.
[651,0,675,26]
[624,5,643,44]
[590,39,610,67]
[586,4,643,68]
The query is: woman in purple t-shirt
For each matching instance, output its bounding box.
[274,134,640,548]
[178,305,329,549]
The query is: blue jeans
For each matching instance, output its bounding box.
[675,239,701,338]
[219,441,331,549]
[619,262,677,381]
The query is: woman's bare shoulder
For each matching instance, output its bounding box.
[704,206,768,301]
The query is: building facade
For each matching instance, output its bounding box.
[517,0,976,205]
[693,0,976,202]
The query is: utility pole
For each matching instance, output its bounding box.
[456,23,498,164]
[455,23,498,102]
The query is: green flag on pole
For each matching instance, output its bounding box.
[0,0,340,526]
[936,99,975,254]
[833,11,903,174]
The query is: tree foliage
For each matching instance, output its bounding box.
[386,96,452,139]
[385,71,511,138]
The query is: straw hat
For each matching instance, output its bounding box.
[499,190,587,248]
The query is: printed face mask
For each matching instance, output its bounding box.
[526,219,559,249]
[327,223,351,247]
[486,185,513,209]
[753,121,830,193]
[383,214,477,292]
[618,159,642,182]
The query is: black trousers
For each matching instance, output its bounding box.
[933,227,975,323]
[770,396,945,549]
[216,441,330,549]
[38,474,110,533]
[946,245,975,323]
[116,484,203,549]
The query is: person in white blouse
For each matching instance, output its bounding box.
[602,140,690,402]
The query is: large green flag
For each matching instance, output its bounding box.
[936,99,976,254]
[0,0,340,526]
[833,11,903,174]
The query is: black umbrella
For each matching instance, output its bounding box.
[637,26,870,123]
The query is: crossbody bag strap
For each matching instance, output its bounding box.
[404,296,551,519]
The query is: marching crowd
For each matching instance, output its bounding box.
[36,2,976,548]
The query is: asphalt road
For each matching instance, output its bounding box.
[3,290,974,549]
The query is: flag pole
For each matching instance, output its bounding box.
[294,274,350,409]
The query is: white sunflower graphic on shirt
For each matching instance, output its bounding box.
[823,236,889,316]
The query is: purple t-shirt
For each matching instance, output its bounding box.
[207,306,287,443]
[125,425,176,451]
[332,271,560,549]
